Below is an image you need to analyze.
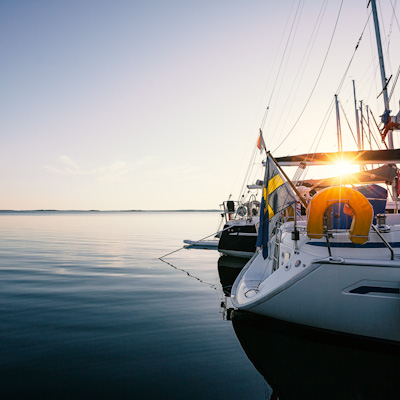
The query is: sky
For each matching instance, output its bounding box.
[1,0,400,210]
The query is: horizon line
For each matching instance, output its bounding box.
[0,209,221,213]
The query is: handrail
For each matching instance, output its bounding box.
[325,234,332,257]
[371,224,394,260]
[272,227,282,272]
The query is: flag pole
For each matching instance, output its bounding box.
[267,151,308,209]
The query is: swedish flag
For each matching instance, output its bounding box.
[256,155,297,259]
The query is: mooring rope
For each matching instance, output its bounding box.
[159,258,218,290]
[158,224,233,260]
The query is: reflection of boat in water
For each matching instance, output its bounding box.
[218,256,247,296]
[232,311,400,400]
[218,255,248,270]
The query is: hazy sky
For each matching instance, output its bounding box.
[1,0,399,210]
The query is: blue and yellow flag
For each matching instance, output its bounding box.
[256,155,297,259]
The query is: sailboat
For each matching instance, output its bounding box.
[184,135,264,256]
[216,191,262,258]
[216,132,267,258]
[231,0,400,343]
[183,186,262,255]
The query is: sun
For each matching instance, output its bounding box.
[335,160,352,176]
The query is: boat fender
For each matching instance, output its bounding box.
[306,186,373,245]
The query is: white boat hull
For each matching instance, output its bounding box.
[183,239,218,249]
[232,223,400,343]
[235,259,400,342]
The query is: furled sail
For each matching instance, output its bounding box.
[300,164,397,188]
[275,149,400,166]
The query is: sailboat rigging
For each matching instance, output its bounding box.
[231,0,400,343]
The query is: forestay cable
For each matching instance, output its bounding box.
[260,0,304,133]
[272,0,344,153]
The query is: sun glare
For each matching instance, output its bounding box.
[335,160,352,176]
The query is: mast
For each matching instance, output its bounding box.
[360,100,364,151]
[370,0,393,149]
[335,95,343,152]
[367,105,372,150]
[353,81,362,170]
[352,81,361,151]
[370,0,399,207]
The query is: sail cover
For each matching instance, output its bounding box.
[275,149,400,166]
[299,165,397,188]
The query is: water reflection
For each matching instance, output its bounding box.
[232,309,400,399]
[217,255,247,296]
[216,255,400,399]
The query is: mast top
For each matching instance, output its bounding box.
[369,0,394,148]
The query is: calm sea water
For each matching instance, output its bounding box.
[1,211,400,399]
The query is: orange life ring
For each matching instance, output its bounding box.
[306,186,373,245]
